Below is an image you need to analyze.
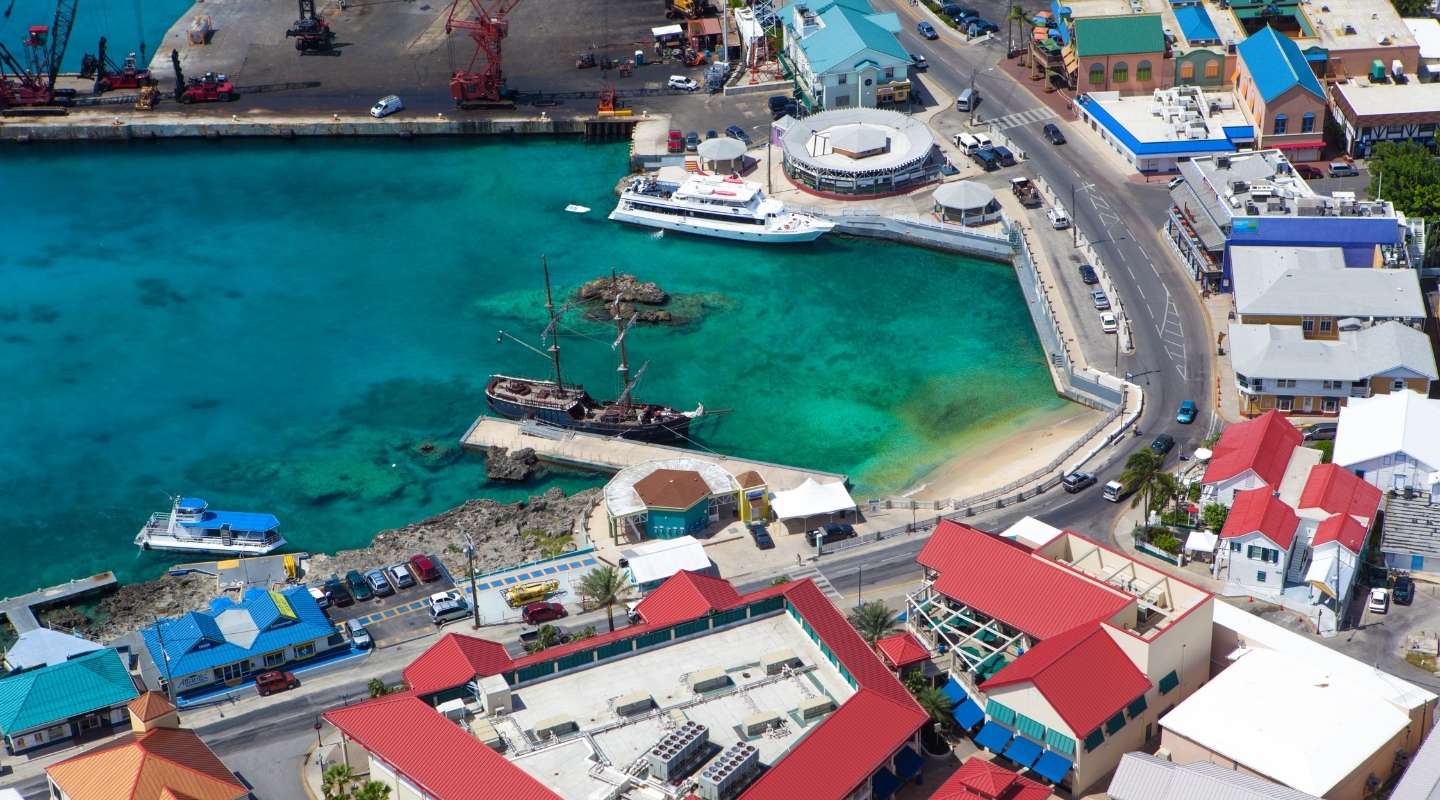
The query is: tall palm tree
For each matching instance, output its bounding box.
[912,684,955,728]
[353,782,392,800]
[322,765,354,800]
[1121,448,1163,515]
[848,601,899,646]
[1150,471,1182,518]
[577,566,632,632]
[1006,4,1028,57]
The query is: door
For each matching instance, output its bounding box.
[1414,555,1426,571]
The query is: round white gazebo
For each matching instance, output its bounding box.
[697,136,747,173]
[933,181,1001,226]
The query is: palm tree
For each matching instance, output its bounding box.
[912,684,955,728]
[848,601,899,646]
[577,566,632,632]
[1150,471,1182,518]
[1121,448,1163,515]
[321,765,354,800]
[525,624,563,654]
[1006,4,1028,58]
[353,782,392,800]
[367,678,392,699]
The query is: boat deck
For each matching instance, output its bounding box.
[460,415,846,491]
[0,572,118,634]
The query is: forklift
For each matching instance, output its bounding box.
[171,49,237,103]
[286,0,336,54]
[83,37,152,93]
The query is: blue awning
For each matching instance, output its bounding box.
[1033,751,1074,783]
[872,766,901,800]
[975,721,1013,753]
[895,745,924,780]
[1003,736,1042,768]
[941,677,968,705]
[953,698,985,730]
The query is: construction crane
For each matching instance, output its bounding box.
[286,0,336,55]
[444,0,521,108]
[0,0,78,113]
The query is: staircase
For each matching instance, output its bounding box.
[684,156,701,174]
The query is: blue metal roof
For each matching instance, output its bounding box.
[1078,95,1238,157]
[1174,5,1220,43]
[1033,751,1074,783]
[0,649,137,734]
[1223,125,1256,142]
[975,720,1014,752]
[143,586,335,680]
[793,0,909,75]
[1003,736,1043,768]
[1237,26,1325,102]
[179,509,280,533]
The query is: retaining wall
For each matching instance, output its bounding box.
[0,115,588,142]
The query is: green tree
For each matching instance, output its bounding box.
[576,565,633,632]
[1202,502,1229,532]
[367,678,392,699]
[1121,448,1164,515]
[1368,141,1440,263]
[353,782,392,800]
[321,765,355,800]
[1006,4,1028,56]
[1312,440,1334,464]
[911,684,955,727]
[524,624,563,654]
[1389,0,1430,18]
[848,601,899,646]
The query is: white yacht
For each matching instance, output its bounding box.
[610,174,834,243]
[135,496,287,556]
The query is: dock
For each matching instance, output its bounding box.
[0,572,118,634]
[461,416,846,491]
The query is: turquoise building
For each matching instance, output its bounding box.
[604,458,744,543]
[634,469,714,538]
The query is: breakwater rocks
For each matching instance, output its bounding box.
[486,446,540,481]
[78,487,600,642]
[577,273,673,323]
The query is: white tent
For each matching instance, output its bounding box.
[622,536,713,586]
[1184,529,1218,554]
[771,479,856,521]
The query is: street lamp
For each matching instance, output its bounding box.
[314,716,324,762]
[463,533,480,629]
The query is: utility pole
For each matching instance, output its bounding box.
[1071,182,1078,245]
[857,565,863,608]
[154,614,174,704]
[464,533,480,629]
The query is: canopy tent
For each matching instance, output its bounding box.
[622,536,713,586]
[771,478,857,521]
[1184,528,1218,554]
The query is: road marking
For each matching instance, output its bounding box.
[1115,247,1127,263]
[792,565,843,602]
[986,106,1058,131]
[1134,283,1146,300]
[1136,244,1150,261]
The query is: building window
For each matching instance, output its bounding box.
[295,642,316,659]
[1277,379,1296,388]
[1277,397,1293,412]
[1274,114,1288,134]
[1180,62,1195,81]
[1319,319,1333,332]
[884,68,893,80]
[1205,60,1220,79]
[1089,64,1105,85]
[1322,380,1342,390]
[1302,112,1315,133]
[1230,541,1242,552]
[1302,319,1314,333]
[1105,712,1126,735]
[834,94,850,107]
[1083,729,1105,752]
[1112,61,1129,83]
[264,650,285,667]
[838,74,847,85]
[1158,670,1180,694]
[1323,398,1339,413]
[1136,60,1152,81]
[1257,570,1267,582]
[1394,379,1406,391]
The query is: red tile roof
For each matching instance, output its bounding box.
[45,727,248,800]
[1202,410,1301,486]
[634,570,743,626]
[1299,463,1382,523]
[402,633,513,697]
[737,689,927,800]
[1221,486,1301,550]
[917,521,1133,639]
[875,631,932,670]
[325,693,561,800]
[981,623,1149,736]
[1312,512,1368,553]
[780,579,920,710]
[928,757,1054,800]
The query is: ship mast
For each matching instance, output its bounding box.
[541,257,565,389]
[611,271,632,405]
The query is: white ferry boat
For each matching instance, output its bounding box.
[610,174,834,243]
[135,497,287,556]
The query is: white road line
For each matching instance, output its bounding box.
[1136,244,1150,261]
[1115,248,1128,262]
[1125,264,1137,279]
[1135,283,1147,300]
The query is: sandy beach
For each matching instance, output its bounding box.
[904,402,1106,503]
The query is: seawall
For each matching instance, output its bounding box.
[0,112,629,142]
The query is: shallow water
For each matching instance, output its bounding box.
[0,137,1062,594]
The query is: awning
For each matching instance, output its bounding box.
[871,766,901,800]
[1002,736,1042,768]
[941,677,969,705]
[1269,139,1324,151]
[975,721,1013,752]
[651,24,684,37]
[953,698,985,729]
[771,478,857,520]
[895,745,924,780]
[1033,751,1074,783]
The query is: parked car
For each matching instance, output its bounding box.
[308,586,331,610]
[255,670,299,696]
[626,600,644,625]
[346,569,374,601]
[992,145,1016,167]
[1100,311,1118,333]
[324,577,354,607]
[940,3,975,18]
[910,53,928,70]
[917,20,939,39]
[519,626,573,646]
[966,18,998,37]
[1302,422,1338,442]
[409,553,441,582]
[724,124,753,145]
[1042,122,1066,145]
[369,94,403,118]
[346,618,372,649]
[1078,264,1099,284]
[1368,587,1390,614]
[749,523,775,550]
[668,75,699,91]
[365,568,394,598]
[431,599,470,626]
[1062,471,1097,493]
[1295,164,1323,179]
[705,129,718,140]
[1047,207,1070,229]
[667,129,684,153]
[1394,575,1416,605]
[522,601,568,625]
[429,589,464,607]
[1151,433,1176,456]
[685,131,700,152]
[768,95,791,114]
[806,522,856,546]
[388,563,416,590]
[1090,289,1110,310]
[971,147,1000,171]
[1327,160,1359,177]
[1176,400,1197,424]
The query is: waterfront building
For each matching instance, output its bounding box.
[903,521,1214,794]
[781,0,911,111]
[1231,246,1426,333]
[1074,87,1254,174]
[3,628,102,672]
[1334,391,1440,501]
[0,648,139,755]
[602,458,744,543]
[778,108,942,197]
[1234,27,1327,161]
[325,573,929,800]
[140,586,346,698]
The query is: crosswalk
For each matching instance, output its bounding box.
[791,565,844,602]
[984,106,1058,132]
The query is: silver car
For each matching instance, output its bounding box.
[388,563,416,590]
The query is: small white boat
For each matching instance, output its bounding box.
[565,204,591,213]
[610,174,834,244]
[135,496,287,556]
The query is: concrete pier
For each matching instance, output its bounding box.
[461,416,846,491]
[0,572,118,634]
[0,111,590,142]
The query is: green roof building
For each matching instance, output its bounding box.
[1072,15,1168,94]
[0,648,139,754]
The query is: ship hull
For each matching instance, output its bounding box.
[609,207,831,243]
[485,391,693,444]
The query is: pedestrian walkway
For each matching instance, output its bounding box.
[790,565,843,602]
[984,106,1057,132]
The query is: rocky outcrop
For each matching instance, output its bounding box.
[486,446,540,481]
[577,274,674,323]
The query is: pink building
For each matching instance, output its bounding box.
[1234,26,1327,161]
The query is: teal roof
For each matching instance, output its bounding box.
[1237,26,1325,102]
[794,0,909,74]
[1072,14,1165,57]
[0,648,137,734]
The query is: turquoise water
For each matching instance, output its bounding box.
[0,0,189,72]
[0,137,1061,596]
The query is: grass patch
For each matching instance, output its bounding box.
[523,528,574,558]
[1405,652,1436,672]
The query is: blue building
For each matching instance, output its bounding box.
[0,648,138,754]
[142,586,346,697]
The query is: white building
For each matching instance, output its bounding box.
[782,0,912,111]
[1219,487,1300,593]
[1334,390,1440,499]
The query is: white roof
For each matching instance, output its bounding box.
[2,627,103,671]
[1108,752,1321,800]
[621,535,711,585]
[1228,321,1438,382]
[770,478,856,520]
[1184,528,1218,553]
[674,173,763,203]
[1303,548,1356,604]
[1333,390,1440,472]
[697,136,747,161]
[652,24,684,36]
[1406,17,1440,60]
[605,458,741,518]
[1159,646,1413,797]
[933,181,997,211]
[1231,248,1425,320]
[1333,75,1440,119]
[1000,516,1063,548]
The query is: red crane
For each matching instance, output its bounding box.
[0,0,78,112]
[444,0,521,108]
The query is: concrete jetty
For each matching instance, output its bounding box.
[0,572,118,634]
[461,416,846,491]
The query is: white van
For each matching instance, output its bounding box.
[369,94,403,118]
[431,598,470,626]
[973,132,993,149]
[1047,206,1071,229]
[1101,480,1125,502]
[953,132,981,154]
[956,87,978,112]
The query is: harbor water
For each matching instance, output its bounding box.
[0,137,1063,596]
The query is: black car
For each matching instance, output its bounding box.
[1302,422,1338,442]
[966,18,998,36]
[940,3,975,18]
[806,522,856,546]
[1062,471,1097,493]
[1394,575,1416,605]
[705,129,718,140]
[767,95,789,114]
[1043,123,1066,145]
[685,131,700,152]
[749,523,776,550]
[724,124,753,145]
[992,145,1016,167]
[346,569,374,601]
[971,147,1000,171]
[1078,264,1099,285]
[1151,433,1176,456]
[324,577,354,608]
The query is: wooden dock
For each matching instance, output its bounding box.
[0,572,118,634]
[460,416,847,491]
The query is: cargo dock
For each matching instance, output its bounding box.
[0,572,118,634]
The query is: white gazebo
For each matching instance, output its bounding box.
[933,181,1001,226]
[697,136,747,174]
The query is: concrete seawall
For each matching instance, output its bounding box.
[0,113,597,142]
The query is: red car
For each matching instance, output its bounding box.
[667,129,684,153]
[408,553,441,583]
[522,601,567,625]
[1295,164,1324,180]
[255,670,299,696]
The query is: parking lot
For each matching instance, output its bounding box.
[323,556,458,648]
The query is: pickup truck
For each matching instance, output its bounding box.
[1010,177,1041,207]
